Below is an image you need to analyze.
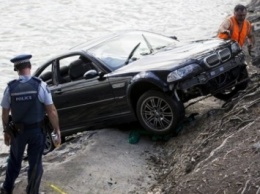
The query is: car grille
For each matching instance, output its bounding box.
[204,48,231,67]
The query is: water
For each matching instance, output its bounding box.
[0,0,250,163]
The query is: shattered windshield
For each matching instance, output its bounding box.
[88,31,178,71]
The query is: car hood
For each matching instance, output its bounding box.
[111,39,227,75]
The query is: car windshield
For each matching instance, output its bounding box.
[88,31,178,71]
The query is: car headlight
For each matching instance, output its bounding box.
[167,63,201,82]
[231,42,241,54]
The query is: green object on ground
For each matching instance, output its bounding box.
[128,113,198,144]
[128,128,177,144]
[128,130,141,144]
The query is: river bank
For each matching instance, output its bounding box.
[1,0,258,193]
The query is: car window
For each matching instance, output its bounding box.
[88,34,149,71]
[59,55,95,83]
[143,32,178,51]
[39,63,53,86]
[58,56,77,84]
[88,31,177,71]
[38,55,95,86]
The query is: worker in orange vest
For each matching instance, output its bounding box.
[218,4,254,51]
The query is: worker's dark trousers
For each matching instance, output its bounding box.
[3,127,45,194]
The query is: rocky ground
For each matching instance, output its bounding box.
[147,73,260,194]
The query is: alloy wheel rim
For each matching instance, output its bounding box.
[141,96,173,131]
[44,133,52,153]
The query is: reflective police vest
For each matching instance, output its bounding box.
[8,77,45,124]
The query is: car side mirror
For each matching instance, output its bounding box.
[83,69,98,79]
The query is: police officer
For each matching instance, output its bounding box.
[0,54,61,194]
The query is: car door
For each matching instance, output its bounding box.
[53,56,117,133]
[51,77,115,133]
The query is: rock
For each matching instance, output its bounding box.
[248,0,260,67]
[252,142,260,152]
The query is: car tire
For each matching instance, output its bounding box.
[176,100,185,121]
[136,90,183,135]
[43,131,55,155]
[213,67,249,101]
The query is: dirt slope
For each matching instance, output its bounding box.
[148,75,260,194]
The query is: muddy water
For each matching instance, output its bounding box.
[0,0,250,164]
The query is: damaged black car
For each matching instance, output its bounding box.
[33,30,249,153]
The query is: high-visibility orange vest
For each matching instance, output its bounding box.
[218,16,251,47]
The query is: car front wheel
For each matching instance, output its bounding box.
[136,90,182,135]
[213,67,249,101]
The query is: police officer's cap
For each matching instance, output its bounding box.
[10,54,32,71]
